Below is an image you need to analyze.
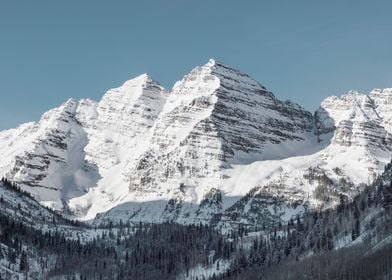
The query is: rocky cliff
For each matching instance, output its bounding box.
[0,60,391,228]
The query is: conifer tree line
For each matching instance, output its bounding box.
[49,222,237,279]
[0,177,83,227]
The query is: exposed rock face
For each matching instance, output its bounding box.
[315,90,392,150]
[370,88,392,131]
[0,99,99,209]
[214,186,306,231]
[95,59,314,225]
[126,59,313,203]
[0,74,167,210]
[0,60,391,228]
[82,74,167,171]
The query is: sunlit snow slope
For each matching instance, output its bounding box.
[0,60,391,227]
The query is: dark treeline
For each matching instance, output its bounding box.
[0,177,83,227]
[49,222,236,279]
[0,210,95,278]
[217,162,392,280]
[251,242,392,280]
[1,177,34,199]
[0,202,236,279]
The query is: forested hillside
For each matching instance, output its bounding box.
[0,179,236,279]
[1,161,392,279]
[217,162,392,280]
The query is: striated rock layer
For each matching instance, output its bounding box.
[0,59,391,228]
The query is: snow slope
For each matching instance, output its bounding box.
[0,59,391,227]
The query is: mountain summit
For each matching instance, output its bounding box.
[0,60,391,227]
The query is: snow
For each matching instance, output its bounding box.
[177,259,230,280]
[0,59,391,226]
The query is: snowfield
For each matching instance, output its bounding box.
[0,59,391,228]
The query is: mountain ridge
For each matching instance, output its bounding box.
[0,59,391,228]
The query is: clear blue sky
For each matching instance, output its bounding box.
[0,1,391,130]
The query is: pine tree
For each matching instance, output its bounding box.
[382,182,392,210]
[326,228,334,250]
[351,219,360,241]
[19,250,28,272]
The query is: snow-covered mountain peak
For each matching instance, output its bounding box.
[316,89,392,151]
[201,58,229,69]
[208,59,268,92]
[369,88,392,132]
[97,72,167,118]
[36,98,80,133]
[1,61,392,228]
[106,73,166,95]
[318,89,392,126]
[345,89,363,96]
[206,58,217,67]
[321,90,366,107]
[121,73,160,88]
[370,88,392,95]
[172,59,270,100]
[171,61,220,96]
[45,97,78,116]
[203,58,237,72]
[370,88,392,107]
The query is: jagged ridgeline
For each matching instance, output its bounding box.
[1,59,391,230]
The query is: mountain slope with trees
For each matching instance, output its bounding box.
[0,160,392,279]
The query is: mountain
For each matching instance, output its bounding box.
[216,89,392,229]
[0,59,391,228]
